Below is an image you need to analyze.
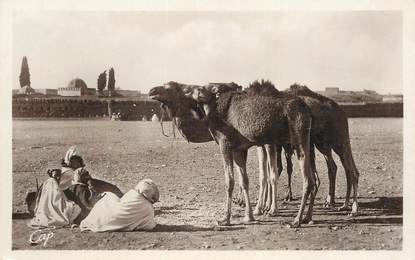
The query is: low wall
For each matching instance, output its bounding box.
[12,98,403,119]
[340,103,403,117]
[12,98,162,120]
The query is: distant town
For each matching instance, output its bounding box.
[14,56,403,104]
[13,81,404,104]
[12,56,403,120]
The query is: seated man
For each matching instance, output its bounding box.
[28,162,81,228]
[80,179,159,232]
[25,146,123,218]
[63,168,103,224]
[61,146,124,198]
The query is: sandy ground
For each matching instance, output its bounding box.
[11,118,402,250]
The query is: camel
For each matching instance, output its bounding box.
[283,83,360,214]
[151,81,318,227]
[186,82,295,214]
[150,81,283,216]
[190,81,360,216]
[150,80,360,218]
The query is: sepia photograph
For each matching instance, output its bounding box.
[1,0,414,257]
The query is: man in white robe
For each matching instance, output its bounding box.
[80,179,159,232]
[28,163,81,228]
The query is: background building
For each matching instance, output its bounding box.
[382,94,403,103]
[57,78,96,96]
[36,88,58,96]
[324,87,340,96]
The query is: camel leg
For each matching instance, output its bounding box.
[316,144,337,209]
[261,173,271,212]
[262,144,273,212]
[302,145,319,224]
[310,145,320,191]
[291,147,313,227]
[334,144,360,215]
[265,144,279,216]
[217,141,235,226]
[233,149,255,223]
[284,145,294,201]
[254,146,268,216]
[290,115,316,227]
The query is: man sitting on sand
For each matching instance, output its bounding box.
[63,167,104,224]
[26,146,124,225]
[80,179,159,232]
[28,162,81,228]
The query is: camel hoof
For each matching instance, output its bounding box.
[216,218,231,226]
[302,217,313,225]
[348,207,358,217]
[351,202,359,215]
[290,219,301,228]
[253,208,263,216]
[284,193,293,202]
[242,215,255,224]
[264,204,271,212]
[338,204,351,212]
[323,201,335,209]
[266,209,278,217]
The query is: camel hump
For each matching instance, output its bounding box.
[207,82,242,95]
[246,79,281,97]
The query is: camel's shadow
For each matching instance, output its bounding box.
[247,196,403,227]
[152,224,245,232]
[358,196,402,215]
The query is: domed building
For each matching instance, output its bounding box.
[57,78,96,96]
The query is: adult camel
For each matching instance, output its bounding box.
[150,82,317,227]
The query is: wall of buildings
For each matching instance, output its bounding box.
[12,98,402,119]
[325,87,340,96]
[57,88,82,97]
[382,95,403,103]
[36,89,58,95]
[12,98,162,120]
[340,103,403,117]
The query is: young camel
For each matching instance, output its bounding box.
[150,81,360,219]
[150,82,317,226]
[282,83,360,214]
[189,80,360,217]
[151,81,285,217]
[187,85,316,226]
[186,83,294,216]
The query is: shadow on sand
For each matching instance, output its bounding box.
[358,196,402,215]
[245,196,403,227]
[12,212,32,220]
[152,224,245,232]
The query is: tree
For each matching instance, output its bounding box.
[107,67,116,97]
[97,70,107,97]
[19,56,31,87]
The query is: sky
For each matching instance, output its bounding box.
[12,11,402,94]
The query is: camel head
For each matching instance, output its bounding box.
[148,81,188,106]
[149,81,205,120]
[148,82,215,143]
[189,82,243,104]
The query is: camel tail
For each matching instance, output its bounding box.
[337,111,360,182]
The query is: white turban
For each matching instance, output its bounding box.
[64,146,80,166]
[135,179,159,204]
